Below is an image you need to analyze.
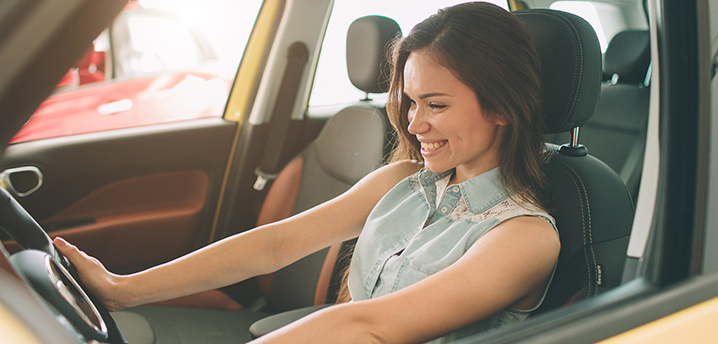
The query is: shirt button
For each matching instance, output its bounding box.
[452,186,460,193]
[441,207,448,213]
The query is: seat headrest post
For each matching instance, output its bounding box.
[558,143,588,157]
[513,9,602,134]
[557,127,588,157]
[569,127,581,148]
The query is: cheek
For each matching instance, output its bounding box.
[458,120,501,146]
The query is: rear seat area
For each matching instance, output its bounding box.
[547,30,650,202]
[111,15,401,344]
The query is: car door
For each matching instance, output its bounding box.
[0,0,267,275]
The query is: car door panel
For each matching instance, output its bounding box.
[1,118,236,272]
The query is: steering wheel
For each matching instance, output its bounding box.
[0,187,127,343]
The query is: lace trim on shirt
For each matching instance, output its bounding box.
[434,175,452,209]
[448,195,552,225]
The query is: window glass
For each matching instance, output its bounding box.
[550,1,627,53]
[121,15,204,76]
[10,0,262,144]
[308,0,509,110]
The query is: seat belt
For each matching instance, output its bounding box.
[254,42,309,191]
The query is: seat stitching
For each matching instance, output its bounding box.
[552,162,589,296]
[553,159,596,297]
[518,11,584,125]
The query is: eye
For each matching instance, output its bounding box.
[429,103,446,110]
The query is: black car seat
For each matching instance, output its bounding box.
[547,30,651,202]
[248,9,636,339]
[113,15,401,344]
[512,9,635,313]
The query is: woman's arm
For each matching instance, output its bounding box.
[253,216,560,344]
[55,160,422,311]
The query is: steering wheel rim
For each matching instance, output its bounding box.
[0,187,126,343]
[11,249,109,341]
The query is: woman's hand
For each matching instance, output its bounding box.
[53,237,126,311]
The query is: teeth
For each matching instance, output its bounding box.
[421,141,446,151]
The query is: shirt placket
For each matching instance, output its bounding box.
[427,184,462,226]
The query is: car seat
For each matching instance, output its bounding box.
[248,9,636,339]
[253,14,399,313]
[112,15,401,344]
[512,9,635,313]
[546,30,651,202]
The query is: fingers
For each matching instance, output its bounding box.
[52,237,119,309]
[53,236,69,248]
[53,236,88,264]
[53,236,76,255]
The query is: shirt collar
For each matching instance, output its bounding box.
[418,167,508,214]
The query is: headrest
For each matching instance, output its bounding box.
[603,30,650,84]
[346,15,401,94]
[514,10,603,134]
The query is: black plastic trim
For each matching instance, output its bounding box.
[652,0,701,285]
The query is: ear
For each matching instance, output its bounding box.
[494,115,507,127]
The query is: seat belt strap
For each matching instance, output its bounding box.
[254,42,309,191]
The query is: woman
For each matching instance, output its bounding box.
[55,2,560,343]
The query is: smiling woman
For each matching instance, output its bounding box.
[403,51,507,183]
[388,2,547,206]
[3,0,717,343]
[51,3,563,344]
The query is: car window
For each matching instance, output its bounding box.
[9,0,263,144]
[307,0,510,111]
[550,1,611,52]
[116,14,205,77]
[550,1,648,53]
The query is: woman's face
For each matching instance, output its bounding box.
[404,51,506,183]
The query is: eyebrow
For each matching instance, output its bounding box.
[403,92,450,100]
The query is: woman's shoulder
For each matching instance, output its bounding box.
[380,159,424,178]
[349,160,423,200]
[373,160,423,187]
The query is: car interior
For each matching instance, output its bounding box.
[4,0,704,343]
[107,14,400,343]
[546,28,651,203]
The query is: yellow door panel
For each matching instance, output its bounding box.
[599,296,718,344]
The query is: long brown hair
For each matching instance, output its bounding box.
[388,2,547,206]
[337,2,547,304]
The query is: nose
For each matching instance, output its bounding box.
[407,106,430,135]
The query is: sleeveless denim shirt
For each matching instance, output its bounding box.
[347,167,557,343]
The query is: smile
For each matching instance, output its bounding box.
[421,141,446,152]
